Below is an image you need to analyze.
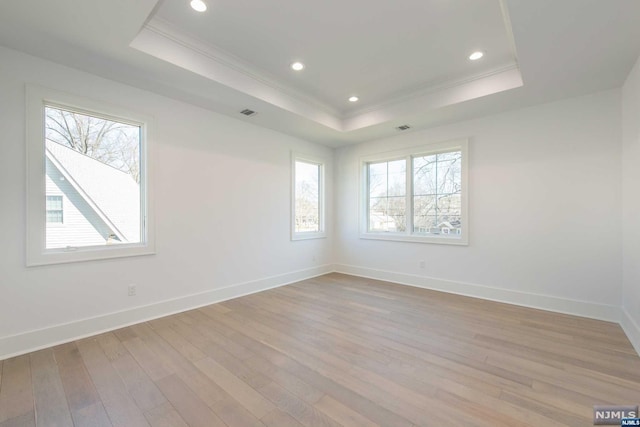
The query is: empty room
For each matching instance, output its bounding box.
[2,0,640,426]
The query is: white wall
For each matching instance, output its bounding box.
[1,43,636,360]
[622,54,640,354]
[0,46,334,359]
[334,90,623,320]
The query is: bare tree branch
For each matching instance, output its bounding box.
[45,107,140,183]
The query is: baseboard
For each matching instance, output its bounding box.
[621,308,640,357]
[0,264,333,361]
[334,264,620,323]
[2,263,629,361]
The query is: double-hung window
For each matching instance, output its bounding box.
[291,153,325,240]
[46,196,64,224]
[361,138,468,245]
[26,86,155,265]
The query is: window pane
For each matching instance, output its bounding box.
[369,196,406,232]
[368,161,388,198]
[413,154,437,196]
[437,193,462,217]
[413,195,435,233]
[387,159,406,196]
[369,197,389,232]
[44,106,141,249]
[412,150,462,236]
[46,195,64,224]
[368,159,406,232]
[436,151,462,195]
[388,199,407,232]
[46,195,63,210]
[295,160,320,233]
[415,215,438,234]
[46,211,63,224]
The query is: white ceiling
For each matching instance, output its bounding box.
[1,0,639,146]
[151,0,518,114]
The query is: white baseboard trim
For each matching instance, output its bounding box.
[0,264,333,361]
[334,264,620,323]
[2,264,632,361]
[621,308,640,357]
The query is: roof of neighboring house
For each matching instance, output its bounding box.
[437,221,454,229]
[45,140,140,242]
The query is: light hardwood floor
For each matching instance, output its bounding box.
[1,273,639,426]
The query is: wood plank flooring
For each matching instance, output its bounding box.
[1,273,639,426]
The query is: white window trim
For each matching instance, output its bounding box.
[359,138,469,245]
[26,85,156,266]
[291,152,326,240]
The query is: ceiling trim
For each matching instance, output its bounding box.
[499,0,521,72]
[342,1,520,121]
[139,18,342,117]
[342,66,524,132]
[131,1,524,133]
[343,63,521,119]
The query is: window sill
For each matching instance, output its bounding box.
[359,232,468,245]
[292,232,327,241]
[26,243,155,267]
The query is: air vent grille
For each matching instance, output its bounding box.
[396,124,411,131]
[240,109,257,117]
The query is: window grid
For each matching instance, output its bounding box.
[46,195,63,224]
[367,159,407,233]
[412,151,462,236]
[361,139,467,245]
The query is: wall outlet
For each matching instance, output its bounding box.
[128,284,137,296]
[419,260,426,269]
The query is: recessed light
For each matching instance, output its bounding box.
[348,96,359,102]
[291,62,305,71]
[190,0,207,12]
[469,51,484,61]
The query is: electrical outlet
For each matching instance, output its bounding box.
[419,260,426,269]
[128,284,137,296]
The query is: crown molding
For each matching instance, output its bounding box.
[343,63,521,119]
[141,18,342,118]
[132,9,523,133]
[499,0,521,74]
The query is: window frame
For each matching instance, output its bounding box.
[26,85,155,266]
[359,138,469,245]
[291,152,326,241]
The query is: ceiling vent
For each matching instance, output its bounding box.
[396,124,411,131]
[240,109,257,117]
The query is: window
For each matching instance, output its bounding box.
[412,151,462,236]
[292,154,325,240]
[361,139,468,245]
[46,196,63,224]
[26,86,155,265]
[368,159,407,232]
